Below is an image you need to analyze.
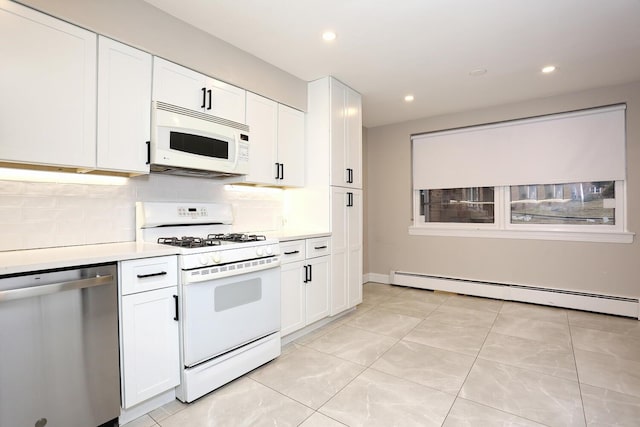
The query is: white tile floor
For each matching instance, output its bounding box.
[124,282,640,426]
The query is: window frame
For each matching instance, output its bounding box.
[410,182,633,243]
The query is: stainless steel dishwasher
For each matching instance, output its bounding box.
[0,263,120,427]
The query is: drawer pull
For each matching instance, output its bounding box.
[284,250,300,255]
[136,271,167,279]
[314,245,328,250]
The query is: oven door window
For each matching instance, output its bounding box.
[214,278,262,311]
[170,131,230,160]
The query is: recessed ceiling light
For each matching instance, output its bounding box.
[542,65,557,73]
[322,31,336,42]
[404,94,415,102]
[469,68,487,77]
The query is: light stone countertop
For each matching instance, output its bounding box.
[0,232,331,276]
[0,242,180,276]
[264,230,331,242]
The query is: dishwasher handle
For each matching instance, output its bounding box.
[0,275,114,302]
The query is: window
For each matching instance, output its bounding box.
[410,105,632,243]
[420,187,494,223]
[510,181,615,226]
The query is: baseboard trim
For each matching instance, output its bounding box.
[119,389,176,425]
[364,272,390,284]
[390,271,639,319]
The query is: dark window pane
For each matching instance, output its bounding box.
[422,187,495,223]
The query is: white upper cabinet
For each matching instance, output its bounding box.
[277,104,305,187]
[237,93,305,187]
[152,57,246,124]
[0,0,97,169]
[345,88,363,188]
[97,36,152,174]
[244,93,279,184]
[330,78,362,189]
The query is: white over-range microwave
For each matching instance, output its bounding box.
[150,101,250,178]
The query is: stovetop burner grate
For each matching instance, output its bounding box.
[208,233,267,243]
[157,233,267,248]
[157,236,222,248]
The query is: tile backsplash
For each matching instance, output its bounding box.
[0,174,284,252]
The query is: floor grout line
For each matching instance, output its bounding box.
[133,284,638,426]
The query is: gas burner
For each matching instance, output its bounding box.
[207,233,267,243]
[157,236,222,248]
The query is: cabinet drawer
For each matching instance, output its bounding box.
[120,255,178,295]
[306,237,331,258]
[280,240,306,264]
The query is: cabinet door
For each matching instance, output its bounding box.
[244,93,278,185]
[97,37,151,174]
[306,256,330,324]
[121,286,180,408]
[207,77,246,124]
[345,88,363,189]
[0,0,96,169]
[330,79,348,187]
[347,190,363,307]
[277,104,305,187]
[330,187,349,315]
[280,261,306,336]
[152,57,208,111]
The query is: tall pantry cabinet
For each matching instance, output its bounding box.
[299,77,363,315]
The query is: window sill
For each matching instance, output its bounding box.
[408,226,635,243]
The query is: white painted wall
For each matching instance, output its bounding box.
[366,80,640,299]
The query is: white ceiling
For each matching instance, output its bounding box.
[143,0,640,128]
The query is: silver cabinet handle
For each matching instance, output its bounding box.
[0,275,114,302]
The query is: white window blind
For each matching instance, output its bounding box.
[412,105,626,190]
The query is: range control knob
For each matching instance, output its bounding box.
[266,246,273,255]
[212,252,221,264]
[256,247,264,257]
[198,255,209,266]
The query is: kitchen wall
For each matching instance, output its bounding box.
[18,0,306,111]
[366,80,640,299]
[362,127,369,274]
[0,174,283,252]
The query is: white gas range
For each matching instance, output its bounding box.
[136,202,281,403]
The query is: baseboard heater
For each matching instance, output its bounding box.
[390,271,639,319]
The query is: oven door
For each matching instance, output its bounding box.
[181,265,280,368]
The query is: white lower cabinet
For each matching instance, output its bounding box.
[280,237,330,336]
[119,256,180,409]
[331,187,363,315]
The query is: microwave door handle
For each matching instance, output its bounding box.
[232,134,240,170]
